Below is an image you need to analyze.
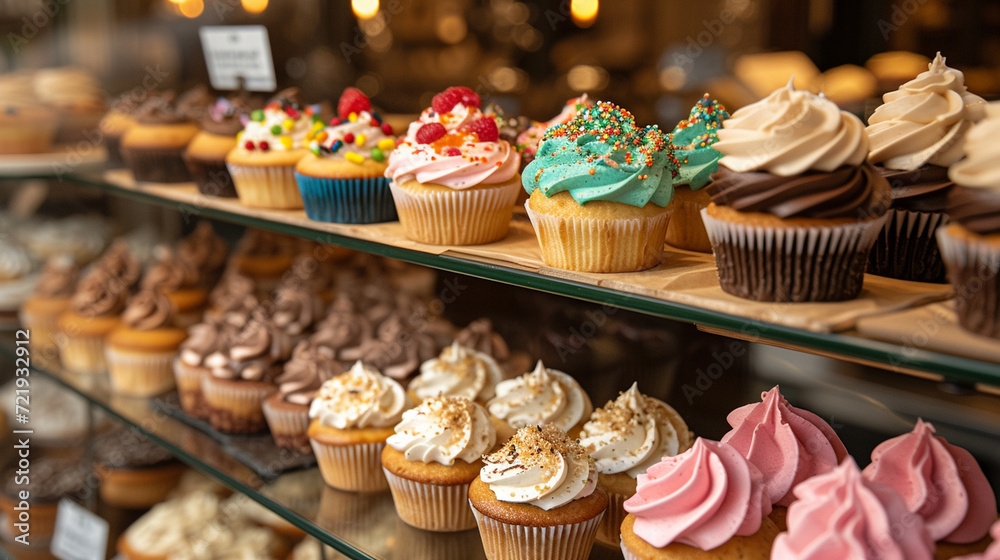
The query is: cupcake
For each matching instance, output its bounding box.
[382,395,496,531]
[354,311,439,381]
[307,361,411,491]
[226,89,319,209]
[408,341,503,405]
[940,102,1000,338]
[17,214,110,265]
[0,242,38,331]
[174,221,228,289]
[201,312,293,433]
[664,95,730,253]
[515,95,593,171]
[99,93,142,167]
[771,458,934,559]
[117,490,222,560]
[140,246,208,328]
[262,340,341,452]
[229,229,298,293]
[204,270,260,322]
[454,318,533,379]
[470,425,608,560]
[621,438,779,560]
[120,92,200,183]
[385,86,522,245]
[309,302,374,362]
[19,256,78,361]
[34,67,106,144]
[295,88,398,223]
[174,317,238,420]
[866,52,986,282]
[862,419,997,558]
[183,96,259,197]
[720,385,849,528]
[0,71,59,154]
[578,383,693,547]
[486,360,592,442]
[105,290,187,397]
[523,101,677,272]
[705,79,891,301]
[92,428,186,508]
[270,274,324,340]
[0,458,88,545]
[953,522,1000,560]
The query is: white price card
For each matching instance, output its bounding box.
[199,25,276,92]
[50,499,108,560]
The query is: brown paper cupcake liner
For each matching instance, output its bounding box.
[664,196,712,253]
[261,399,311,452]
[389,181,520,245]
[310,439,388,492]
[121,146,192,183]
[228,163,304,209]
[472,507,603,560]
[105,346,177,397]
[172,358,210,419]
[183,154,238,197]
[702,208,887,302]
[937,226,1000,339]
[200,376,276,433]
[58,334,107,374]
[867,208,949,283]
[383,469,476,531]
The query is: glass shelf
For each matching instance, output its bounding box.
[45,170,998,386]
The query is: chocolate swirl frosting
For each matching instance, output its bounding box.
[355,312,438,380]
[176,222,228,282]
[271,278,322,336]
[179,319,234,367]
[276,341,341,405]
[72,268,129,317]
[209,313,294,382]
[142,248,200,293]
[208,272,258,314]
[134,91,189,125]
[946,186,1000,235]
[122,290,174,330]
[455,318,511,364]
[98,240,142,291]
[34,256,79,298]
[708,163,891,220]
[878,165,954,213]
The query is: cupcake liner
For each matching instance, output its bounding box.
[121,146,192,183]
[18,308,60,357]
[104,134,125,167]
[310,439,388,492]
[702,208,888,302]
[105,346,177,397]
[183,155,238,197]
[525,201,671,273]
[389,181,520,245]
[595,488,627,548]
[664,196,713,253]
[58,333,107,374]
[173,359,210,419]
[228,163,303,209]
[937,227,1000,338]
[620,540,641,560]
[261,399,311,452]
[295,173,398,224]
[867,208,949,283]
[383,469,476,531]
[472,506,603,560]
[200,376,276,434]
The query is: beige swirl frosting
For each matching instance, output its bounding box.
[481,425,597,511]
[121,290,174,331]
[487,360,592,432]
[868,53,986,171]
[308,361,409,429]
[410,342,503,402]
[712,79,868,177]
[123,491,221,556]
[387,396,496,465]
[579,383,693,478]
[949,102,1000,191]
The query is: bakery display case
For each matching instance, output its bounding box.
[2,1,1000,559]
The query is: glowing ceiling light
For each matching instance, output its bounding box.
[352,0,380,20]
[241,0,268,14]
[571,0,598,28]
[178,0,203,18]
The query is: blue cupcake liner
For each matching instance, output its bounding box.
[294,172,398,224]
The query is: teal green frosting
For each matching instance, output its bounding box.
[670,95,729,191]
[522,101,678,208]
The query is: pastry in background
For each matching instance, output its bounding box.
[515,94,593,171]
[17,214,111,265]
[229,229,299,294]
[19,255,78,359]
[34,67,106,144]
[0,458,88,545]
[0,242,38,330]
[105,290,187,397]
[866,51,933,94]
[100,92,144,167]
[183,96,260,197]
[0,70,59,154]
[454,318,533,379]
[140,246,207,328]
[92,427,186,509]
[0,376,110,446]
[486,360,592,442]
[120,91,200,183]
[174,220,228,289]
[174,316,240,420]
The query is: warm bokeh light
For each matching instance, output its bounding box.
[567,64,607,91]
[241,0,268,14]
[571,0,598,28]
[352,0,380,20]
[178,0,203,18]
[436,14,468,44]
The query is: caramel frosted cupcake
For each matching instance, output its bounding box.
[174,316,238,420]
[454,318,533,379]
[382,396,496,531]
[308,361,411,491]
[409,341,503,405]
[470,425,608,560]
[486,360,593,442]
[262,340,341,452]
[140,247,207,329]
[578,383,693,547]
[105,290,187,397]
[92,428,186,509]
[19,255,78,360]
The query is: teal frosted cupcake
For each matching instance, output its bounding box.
[665,95,729,253]
[294,88,398,223]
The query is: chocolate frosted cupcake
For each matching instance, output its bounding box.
[263,340,341,451]
[454,318,532,379]
[141,247,207,328]
[706,80,891,302]
[866,53,986,282]
[105,290,187,397]
[120,92,200,183]
[174,317,238,420]
[270,275,324,340]
[205,270,260,322]
[20,255,78,360]
[310,301,374,361]
[0,458,88,544]
[93,428,186,508]
[184,96,259,197]
[354,311,439,381]
[175,221,228,289]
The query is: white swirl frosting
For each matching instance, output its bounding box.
[712,79,868,177]
[579,383,692,478]
[308,361,409,429]
[487,360,592,433]
[123,491,221,556]
[238,106,312,151]
[410,341,503,402]
[387,396,496,465]
[480,425,597,511]
[868,53,986,171]
[948,102,1000,191]
[0,243,34,281]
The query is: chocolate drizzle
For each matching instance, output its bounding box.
[877,165,954,213]
[946,186,1000,236]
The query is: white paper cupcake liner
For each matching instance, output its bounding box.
[58,334,107,374]
[389,181,520,245]
[173,358,209,419]
[937,226,1000,338]
[261,399,311,451]
[867,208,949,282]
[596,488,627,547]
[664,197,712,253]
[105,346,177,397]
[200,375,276,433]
[383,469,476,531]
[18,309,59,354]
[310,439,388,492]
[620,540,641,560]
[525,200,670,273]
[702,208,888,302]
[228,163,304,209]
[472,506,603,560]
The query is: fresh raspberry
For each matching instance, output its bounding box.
[415,123,447,144]
[465,116,499,142]
[431,86,480,115]
[338,87,372,120]
[443,146,462,157]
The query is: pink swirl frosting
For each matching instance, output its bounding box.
[623,438,772,551]
[384,104,520,189]
[721,386,848,507]
[952,521,1000,560]
[772,458,934,560]
[861,419,997,543]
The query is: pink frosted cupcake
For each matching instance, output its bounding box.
[952,521,1000,560]
[515,94,593,170]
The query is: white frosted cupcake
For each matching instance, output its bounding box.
[408,341,503,405]
[486,360,592,441]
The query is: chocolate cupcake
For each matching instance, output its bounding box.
[263,340,341,451]
[120,91,200,183]
[183,96,259,197]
